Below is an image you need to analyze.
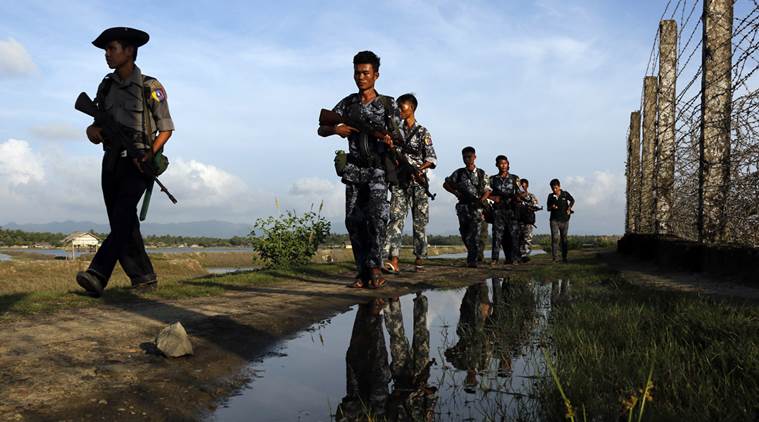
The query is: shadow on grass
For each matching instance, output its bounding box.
[0,293,28,315]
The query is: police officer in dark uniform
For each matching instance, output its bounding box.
[76,27,175,297]
[318,51,401,289]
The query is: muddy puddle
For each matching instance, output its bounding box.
[211,278,571,421]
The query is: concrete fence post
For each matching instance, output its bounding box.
[655,20,678,235]
[626,111,642,233]
[640,76,658,233]
[698,0,733,243]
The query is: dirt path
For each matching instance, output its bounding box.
[0,260,499,422]
[599,251,759,300]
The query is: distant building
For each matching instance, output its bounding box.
[61,232,101,259]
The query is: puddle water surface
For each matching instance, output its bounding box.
[211,278,570,421]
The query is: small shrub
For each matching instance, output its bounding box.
[250,206,331,268]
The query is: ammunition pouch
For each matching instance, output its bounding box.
[334,150,347,176]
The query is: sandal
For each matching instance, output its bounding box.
[369,272,386,289]
[383,261,400,275]
[414,258,425,272]
[350,278,366,288]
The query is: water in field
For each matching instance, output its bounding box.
[430,248,547,260]
[211,278,571,421]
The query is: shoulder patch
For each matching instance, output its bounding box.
[146,80,167,103]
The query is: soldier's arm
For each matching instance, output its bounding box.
[480,173,492,201]
[86,81,106,143]
[145,79,175,155]
[443,174,460,198]
[566,191,575,210]
[420,130,437,170]
[319,99,355,138]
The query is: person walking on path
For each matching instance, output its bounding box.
[547,178,574,263]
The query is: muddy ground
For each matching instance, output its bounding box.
[1,251,756,421]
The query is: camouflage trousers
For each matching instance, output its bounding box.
[477,222,489,262]
[456,203,484,264]
[345,173,389,279]
[384,184,429,259]
[519,223,534,258]
[491,209,520,262]
[383,293,430,381]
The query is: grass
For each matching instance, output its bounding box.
[0,260,353,318]
[533,253,759,421]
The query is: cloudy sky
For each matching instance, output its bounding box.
[0,0,673,235]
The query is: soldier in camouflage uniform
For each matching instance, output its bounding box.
[443,147,492,267]
[477,222,489,263]
[383,94,437,273]
[444,283,493,393]
[489,155,521,265]
[336,299,391,421]
[318,51,402,288]
[518,178,539,262]
[384,293,437,421]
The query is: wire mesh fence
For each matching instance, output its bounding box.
[636,0,759,246]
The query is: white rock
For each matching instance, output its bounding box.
[155,322,193,357]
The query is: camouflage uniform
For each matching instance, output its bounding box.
[519,192,539,258]
[384,123,437,259]
[445,168,491,265]
[332,92,402,280]
[336,300,391,421]
[489,173,521,263]
[384,293,436,421]
[444,283,492,385]
[477,222,489,262]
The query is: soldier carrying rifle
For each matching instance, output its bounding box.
[75,27,175,297]
[317,51,402,289]
[383,93,438,274]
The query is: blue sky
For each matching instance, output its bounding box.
[0,0,674,234]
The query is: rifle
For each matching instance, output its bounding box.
[319,108,436,199]
[75,92,177,206]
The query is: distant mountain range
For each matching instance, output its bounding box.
[2,220,253,238]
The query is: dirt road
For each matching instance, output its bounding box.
[0,260,495,421]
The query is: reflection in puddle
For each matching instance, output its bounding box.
[430,249,546,260]
[212,279,570,421]
[206,267,258,275]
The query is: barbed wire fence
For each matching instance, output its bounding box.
[628,0,759,247]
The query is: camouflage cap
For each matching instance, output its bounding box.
[92,27,149,49]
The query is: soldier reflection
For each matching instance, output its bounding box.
[444,282,492,393]
[336,293,437,422]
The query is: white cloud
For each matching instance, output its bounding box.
[0,38,37,77]
[159,158,249,207]
[557,170,626,234]
[29,123,81,141]
[0,139,44,185]
[286,177,344,218]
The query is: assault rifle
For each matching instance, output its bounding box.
[75,92,177,205]
[319,108,436,199]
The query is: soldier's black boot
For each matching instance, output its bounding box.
[76,270,104,298]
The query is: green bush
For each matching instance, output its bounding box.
[250,207,331,268]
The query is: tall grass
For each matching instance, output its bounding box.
[535,269,759,420]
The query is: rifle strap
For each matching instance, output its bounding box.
[379,95,403,145]
[401,125,422,156]
[141,75,156,147]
